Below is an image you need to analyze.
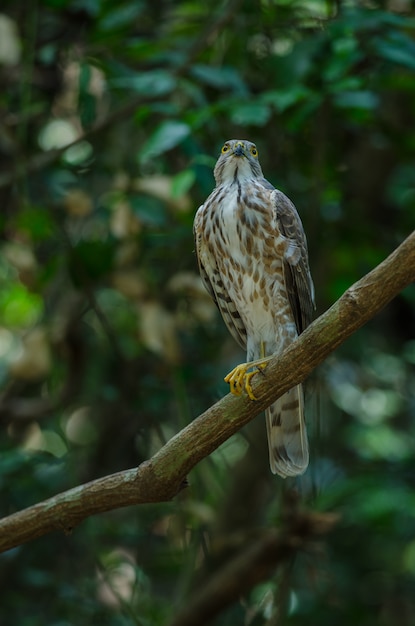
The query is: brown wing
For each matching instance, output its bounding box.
[193,206,247,350]
[270,187,315,334]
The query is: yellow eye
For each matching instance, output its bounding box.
[221,144,230,154]
[250,146,258,157]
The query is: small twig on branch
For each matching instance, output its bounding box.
[0,230,414,553]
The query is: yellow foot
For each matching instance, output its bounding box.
[224,358,270,400]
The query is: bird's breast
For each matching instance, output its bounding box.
[202,181,293,342]
[212,182,284,271]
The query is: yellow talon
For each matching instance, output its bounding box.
[244,370,259,400]
[224,360,269,401]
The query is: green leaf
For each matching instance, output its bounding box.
[171,169,195,198]
[190,65,247,94]
[323,37,362,83]
[261,86,311,112]
[334,90,379,110]
[99,2,145,31]
[348,424,412,462]
[339,7,415,31]
[328,76,363,94]
[0,283,43,328]
[230,102,271,126]
[113,70,177,97]
[138,121,190,162]
[376,36,415,70]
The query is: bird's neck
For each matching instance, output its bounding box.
[217,164,257,186]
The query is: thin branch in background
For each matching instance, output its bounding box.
[167,508,338,626]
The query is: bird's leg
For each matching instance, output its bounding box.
[224,342,271,401]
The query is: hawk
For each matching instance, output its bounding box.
[194,139,315,478]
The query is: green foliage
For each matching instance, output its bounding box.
[0,0,414,624]
[139,121,191,162]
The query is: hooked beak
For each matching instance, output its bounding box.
[233,142,245,157]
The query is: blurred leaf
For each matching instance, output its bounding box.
[114,69,177,96]
[99,2,145,31]
[0,283,43,328]
[374,32,415,70]
[229,101,271,126]
[354,484,415,522]
[69,240,115,286]
[339,7,413,30]
[348,423,412,461]
[323,38,361,82]
[171,169,195,198]
[261,85,311,112]
[286,96,322,130]
[138,120,190,162]
[328,76,363,93]
[190,64,247,94]
[124,37,163,61]
[334,90,379,110]
[15,208,54,242]
[130,195,167,226]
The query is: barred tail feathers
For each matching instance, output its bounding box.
[266,384,309,478]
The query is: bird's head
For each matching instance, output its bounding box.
[213,139,263,185]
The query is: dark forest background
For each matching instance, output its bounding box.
[0,0,414,624]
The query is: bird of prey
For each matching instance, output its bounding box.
[193,139,315,478]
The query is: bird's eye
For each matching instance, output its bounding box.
[250,146,258,157]
[221,144,230,154]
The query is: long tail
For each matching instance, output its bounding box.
[266,384,309,478]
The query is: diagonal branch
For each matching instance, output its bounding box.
[0,230,414,553]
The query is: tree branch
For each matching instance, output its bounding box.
[0,230,414,553]
[168,507,338,626]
